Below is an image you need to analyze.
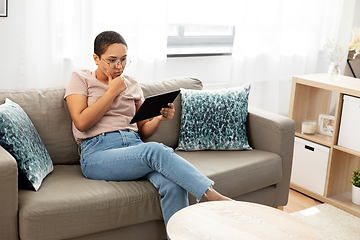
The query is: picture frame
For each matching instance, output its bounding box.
[0,0,7,17]
[318,114,335,136]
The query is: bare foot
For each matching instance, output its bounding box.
[203,186,233,201]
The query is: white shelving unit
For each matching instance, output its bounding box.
[288,73,360,217]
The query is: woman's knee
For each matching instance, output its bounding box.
[144,142,168,150]
[143,142,173,156]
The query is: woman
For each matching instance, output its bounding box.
[65,31,231,227]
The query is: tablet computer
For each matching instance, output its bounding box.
[130,89,180,124]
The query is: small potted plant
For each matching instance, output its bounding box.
[350,168,360,205]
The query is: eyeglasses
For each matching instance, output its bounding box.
[101,57,131,69]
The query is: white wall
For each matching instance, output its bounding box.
[0,0,22,89]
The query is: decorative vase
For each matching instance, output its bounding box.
[328,62,341,80]
[352,184,360,205]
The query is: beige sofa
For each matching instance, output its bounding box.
[0,77,295,240]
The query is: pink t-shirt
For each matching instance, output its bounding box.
[64,70,144,144]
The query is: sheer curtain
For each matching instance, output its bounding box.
[2,0,352,99]
[9,0,95,89]
[7,0,168,89]
[229,0,346,114]
[90,0,169,83]
[59,0,169,85]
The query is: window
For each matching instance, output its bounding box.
[166,0,238,57]
[167,25,235,57]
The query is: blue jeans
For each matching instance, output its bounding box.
[79,130,214,225]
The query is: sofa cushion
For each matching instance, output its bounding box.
[0,87,79,165]
[0,99,53,191]
[140,77,203,148]
[176,149,282,198]
[177,84,252,150]
[18,165,162,240]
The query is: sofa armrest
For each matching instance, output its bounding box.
[246,106,295,207]
[0,146,19,240]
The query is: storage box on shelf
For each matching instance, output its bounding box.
[338,95,360,152]
[291,137,329,196]
[288,73,360,217]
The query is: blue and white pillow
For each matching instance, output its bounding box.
[0,98,53,191]
[177,83,252,151]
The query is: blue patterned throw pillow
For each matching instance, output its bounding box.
[177,83,252,151]
[0,98,53,191]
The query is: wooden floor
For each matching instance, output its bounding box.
[283,188,322,213]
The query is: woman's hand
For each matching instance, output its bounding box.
[137,103,175,140]
[158,103,175,121]
[104,69,127,96]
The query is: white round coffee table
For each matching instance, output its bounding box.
[167,201,317,240]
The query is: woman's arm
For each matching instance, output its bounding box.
[66,72,127,132]
[66,91,116,132]
[137,103,175,140]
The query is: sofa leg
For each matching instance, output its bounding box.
[277,206,284,211]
